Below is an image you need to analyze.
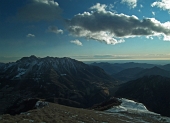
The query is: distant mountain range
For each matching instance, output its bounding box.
[113,66,170,82]
[112,67,144,82]
[92,62,170,82]
[136,66,170,78]
[91,62,125,74]
[91,62,158,74]
[161,64,170,71]
[0,56,117,115]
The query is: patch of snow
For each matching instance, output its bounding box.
[107,106,127,113]
[119,119,131,123]
[71,115,78,118]
[17,67,25,72]
[15,71,25,77]
[106,98,160,115]
[153,115,170,123]
[13,67,27,78]
[20,112,31,115]
[29,119,34,122]
[4,63,15,70]
[27,113,31,116]
[35,101,49,109]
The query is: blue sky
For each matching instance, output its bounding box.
[1,0,170,62]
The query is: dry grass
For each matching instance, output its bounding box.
[0,103,166,123]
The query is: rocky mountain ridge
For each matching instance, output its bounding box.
[0,56,117,115]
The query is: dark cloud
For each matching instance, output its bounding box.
[66,3,170,44]
[17,0,62,21]
[47,26,63,34]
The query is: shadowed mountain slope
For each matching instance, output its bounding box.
[0,56,117,115]
[115,75,170,117]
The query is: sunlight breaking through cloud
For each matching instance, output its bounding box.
[66,3,170,45]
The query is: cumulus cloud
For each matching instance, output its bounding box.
[109,4,114,11]
[70,40,83,46]
[146,36,154,40]
[17,0,62,21]
[47,26,63,34]
[151,0,170,13]
[26,33,35,37]
[66,3,170,44]
[90,3,107,12]
[121,0,137,8]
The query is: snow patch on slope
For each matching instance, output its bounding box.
[106,98,159,115]
[15,68,26,77]
[105,98,170,123]
[15,71,25,78]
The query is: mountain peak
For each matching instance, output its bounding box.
[148,66,168,72]
[17,55,38,63]
[151,66,160,69]
[30,55,37,58]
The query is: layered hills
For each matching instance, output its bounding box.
[91,62,157,75]
[92,62,170,82]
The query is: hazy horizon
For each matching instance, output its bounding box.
[0,55,170,65]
